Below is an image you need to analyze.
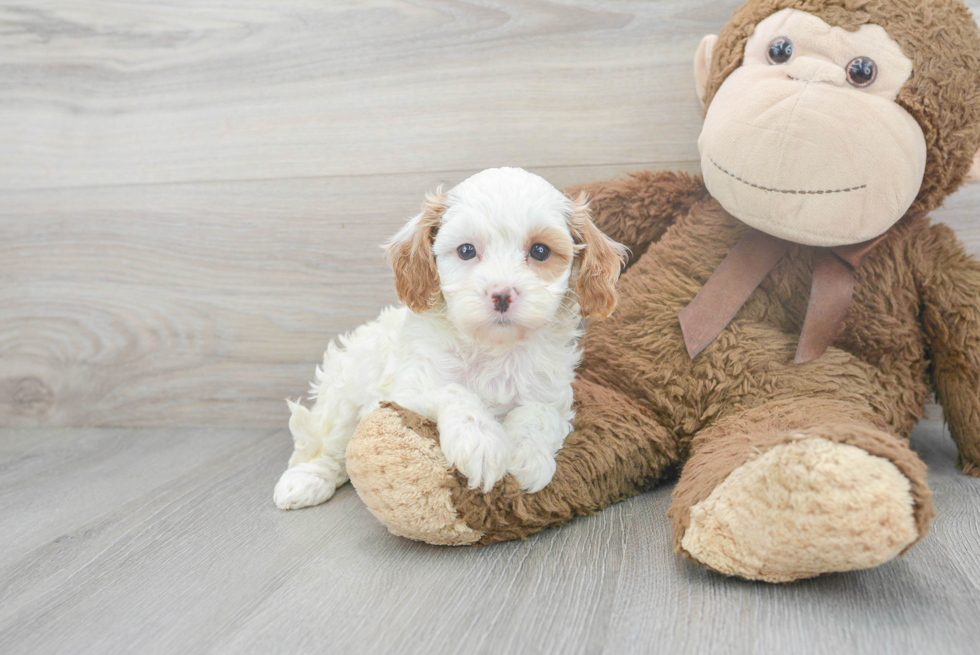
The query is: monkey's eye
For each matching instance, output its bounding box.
[766,37,794,65]
[846,56,878,88]
[529,243,551,262]
[457,244,477,261]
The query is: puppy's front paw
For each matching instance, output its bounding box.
[438,411,510,493]
[274,468,336,510]
[502,404,567,493]
[508,440,557,493]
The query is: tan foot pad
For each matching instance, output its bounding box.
[346,406,483,546]
[681,436,918,582]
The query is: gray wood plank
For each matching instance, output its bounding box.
[0,427,269,562]
[0,420,978,655]
[0,0,718,191]
[933,185,980,254]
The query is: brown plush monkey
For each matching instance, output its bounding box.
[344,0,980,582]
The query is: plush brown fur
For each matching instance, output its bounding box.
[346,0,980,581]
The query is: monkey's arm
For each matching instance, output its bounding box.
[916,223,980,477]
[566,171,708,269]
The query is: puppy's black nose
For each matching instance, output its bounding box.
[492,291,512,313]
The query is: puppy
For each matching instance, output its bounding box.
[274,167,626,510]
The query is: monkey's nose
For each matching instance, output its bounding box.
[786,56,846,86]
[491,289,513,313]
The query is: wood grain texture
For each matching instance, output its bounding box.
[0,418,978,654]
[0,1,718,190]
[1,0,978,427]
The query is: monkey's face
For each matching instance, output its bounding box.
[697,9,927,247]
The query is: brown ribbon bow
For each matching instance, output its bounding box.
[678,228,886,365]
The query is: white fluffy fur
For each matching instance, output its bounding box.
[274,168,609,510]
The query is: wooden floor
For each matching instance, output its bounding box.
[1,416,978,655]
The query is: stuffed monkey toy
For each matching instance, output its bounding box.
[342,0,980,582]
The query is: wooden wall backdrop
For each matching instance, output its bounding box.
[2,0,978,428]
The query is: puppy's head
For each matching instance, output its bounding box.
[385,168,626,344]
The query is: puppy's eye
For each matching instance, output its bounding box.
[529,243,551,261]
[767,37,793,65]
[457,244,477,261]
[846,56,878,88]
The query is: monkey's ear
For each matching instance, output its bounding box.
[968,148,980,182]
[384,189,446,313]
[694,34,718,107]
[568,193,628,320]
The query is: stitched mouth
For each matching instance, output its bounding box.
[708,156,866,195]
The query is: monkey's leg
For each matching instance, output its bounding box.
[915,222,980,477]
[345,379,680,546]
[668,398,934,583]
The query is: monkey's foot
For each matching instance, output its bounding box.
[673,430,932,583]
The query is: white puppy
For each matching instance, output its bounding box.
[274,167,625,510]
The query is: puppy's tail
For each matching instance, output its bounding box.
[286,399,323,461]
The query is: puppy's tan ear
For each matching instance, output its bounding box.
[384,189,446,313]
[568,193,628,320]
